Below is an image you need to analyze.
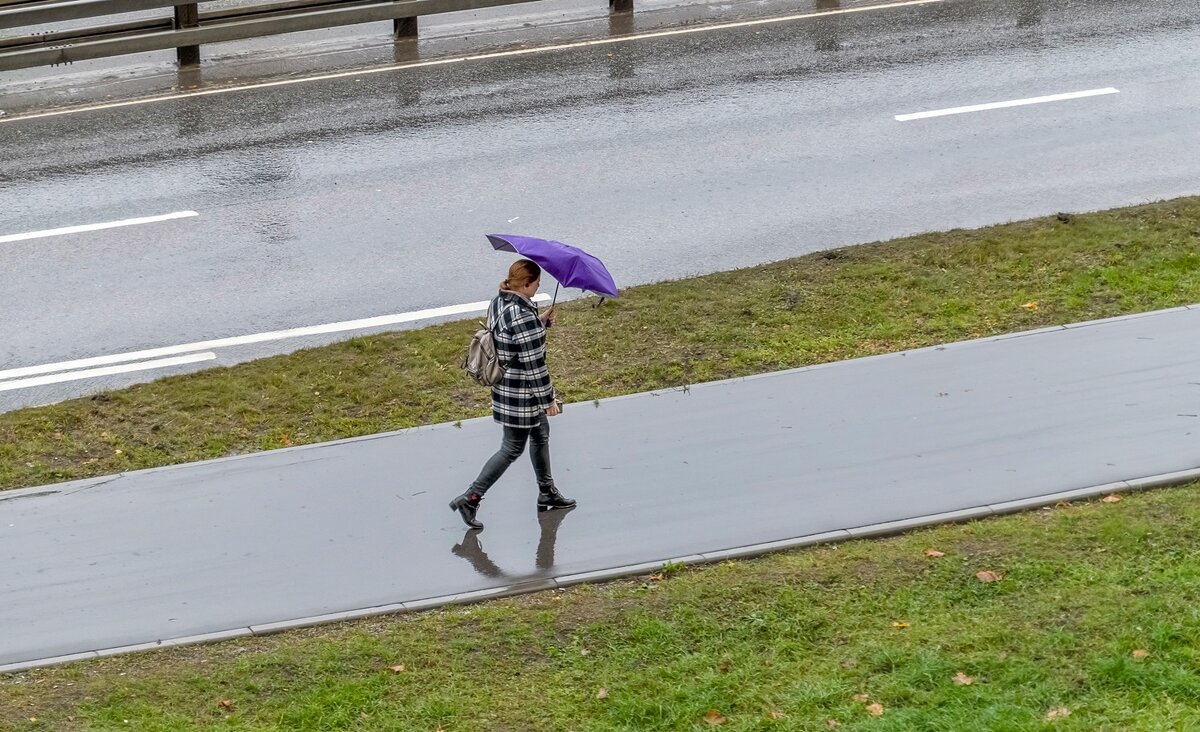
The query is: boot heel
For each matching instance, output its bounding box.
[450,493,484,530]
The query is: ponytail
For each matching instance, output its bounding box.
[501,259,541,291]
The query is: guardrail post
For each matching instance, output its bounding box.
[609,0,632,15]
[174,2,200,66]
[393,16,417,41]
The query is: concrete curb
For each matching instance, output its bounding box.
[4,465,1200,675]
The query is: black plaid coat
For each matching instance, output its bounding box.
[488,290,557,428]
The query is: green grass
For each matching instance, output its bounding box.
[2,198,1200,492]
[4,197,1200,728]
[3,485,1200,730]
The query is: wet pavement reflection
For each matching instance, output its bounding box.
[451,506,576,578]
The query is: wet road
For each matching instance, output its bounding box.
[1,0,1199,411]
[3,306,1200,670]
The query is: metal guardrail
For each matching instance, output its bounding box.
[0,0,634,70]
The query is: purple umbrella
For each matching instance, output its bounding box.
[486,234,619,306]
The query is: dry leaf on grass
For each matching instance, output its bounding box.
[596,688,608,700]
[852,693,870,702]
[953,672,974,685]
[704,709,726,725]
[1022,301,1039,310]
[1132,649,1150,660]
[975,570,1003,583]
[1102,494,1122,503]
[867,703,885,716]
[891,621,911,629]
[217,699,234,711]
[924,549,945,558]
[580,648,591,656]
[1045,707,1071,721]
[826,720,841,728]
[389,665,406,673]
[768,709,784,720]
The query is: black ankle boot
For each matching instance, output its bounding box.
[537,486,576,512]
[450,490,484,530]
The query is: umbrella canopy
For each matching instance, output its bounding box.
[487,234,618,299]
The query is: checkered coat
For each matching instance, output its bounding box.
[488,290,557,428]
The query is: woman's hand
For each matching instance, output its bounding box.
[546,401,562,417]
[540,307,556,328]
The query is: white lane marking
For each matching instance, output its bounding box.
[0,211,199,244]
[894,87,1120,122]
[0,353,216,392]
[0,294,553,382]
[0,0,942,124]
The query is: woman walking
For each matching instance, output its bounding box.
[450,259,576,530]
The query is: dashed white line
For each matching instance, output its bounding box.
[0,353,217,392]
[895,87,1120,122]
[0,211,199,244]
[0,294,552,386]
[0,0,943,124]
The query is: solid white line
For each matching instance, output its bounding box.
[0,0,942,124]
[0,211,199,244]
[894,87,1120,121]
[0,294,553,382]
[0,353,216,392]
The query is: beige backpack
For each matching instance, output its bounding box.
[462,319,507,387]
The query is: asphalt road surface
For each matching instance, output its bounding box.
[1,0,1198,411]
[3,306,1200,670]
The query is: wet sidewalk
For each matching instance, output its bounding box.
[3,305,1200,671]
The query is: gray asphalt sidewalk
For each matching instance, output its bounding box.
[3,305,1200,672]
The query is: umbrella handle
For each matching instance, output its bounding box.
[551,282,560,309]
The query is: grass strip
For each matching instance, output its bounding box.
[3,197,1199,492]
[2,484,1199,729]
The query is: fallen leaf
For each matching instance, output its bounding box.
[1132,649,1150,660]
[924,549,946,558]
[1022,301,1039,310]
[826,720,841,728]
[1045,707,1071,721]
[648,573,664,582]
[867,703,884,716]
[975,570,1003,583]
[704,709,726,725]
[768,709,784,720]
[596,688,608,700]
[718,659,733,673]
[580,648,591,656]
[954,672,974,685]
[1102,494,1122,503]
[114,449,123,455]
[389,664,406,673]
[891,621,910,629]
[217,699,234,710]
[852,693,870,703]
